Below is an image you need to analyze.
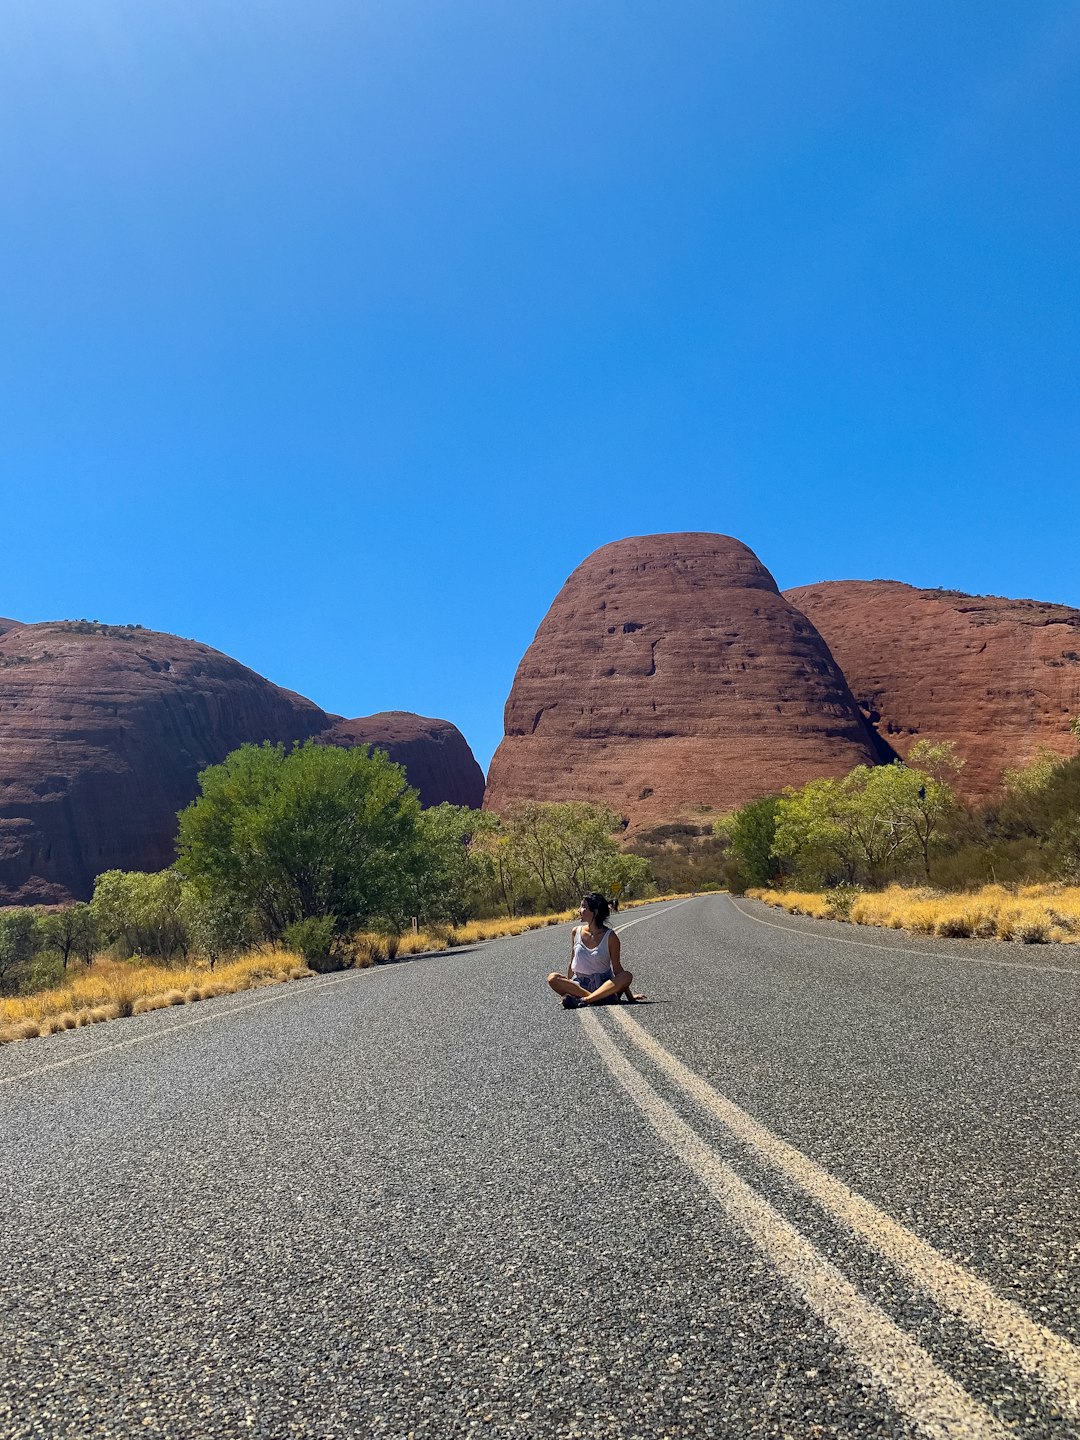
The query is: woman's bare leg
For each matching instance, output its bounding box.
[547,971,647,1005]
[547,972,591,1000]
[576,971,645,1005]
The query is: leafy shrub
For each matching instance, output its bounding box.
[824,883,862,920]
[722,858,749,896]
[282,916,338,972]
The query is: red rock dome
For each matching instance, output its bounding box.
[785,580,1080,798]
[322,712,485,809]
[0,623,487,904]
[485,533,883,827]
[0,622,332,904]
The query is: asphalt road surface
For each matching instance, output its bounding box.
[1,895,1077,1439]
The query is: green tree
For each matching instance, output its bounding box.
[717,796,781,888]
[846,766,923,880]
[412,805,499,926]
[1002,746,1068,804]
[901,740,963,877]
[178,884,252,970]
[772,767,917,886]
[176,740,423,941]
[39,902,97,970]
[591,850,652,904]
[0,909,41,993]
[500,801,636,911]
[772,777,861,885]
[773,751,963,887]
[473,828,530,918]
[91,869,187,960]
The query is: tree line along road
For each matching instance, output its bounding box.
[1,894,1077,1439]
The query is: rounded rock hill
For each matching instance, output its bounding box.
[322,712,485,810]
[0,621,485,904]
[484,533,885,827]
[785,580,1080,798]
[0,621,331,904]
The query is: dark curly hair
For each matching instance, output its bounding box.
[581,892,611,926]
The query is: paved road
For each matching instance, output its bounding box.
[1,895,1077,1439]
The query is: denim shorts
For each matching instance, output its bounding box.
[574,969,614,993]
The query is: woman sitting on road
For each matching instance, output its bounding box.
[546,892,644,1008]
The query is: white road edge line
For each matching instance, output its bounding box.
[612,1009,1080,1422]
[584,1014,1010,1440]
[0,972,358,1088]
[614,896,698,934]
[729,896,1080,978]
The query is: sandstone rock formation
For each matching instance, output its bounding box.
[785,581,1080,798]
[484,533,885,828]
[0,621,332,905]
[0,622,484,904]
[323,712,485,809]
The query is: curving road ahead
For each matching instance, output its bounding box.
[1,895,1077,1439]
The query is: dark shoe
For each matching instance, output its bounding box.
[562,995,583,1009]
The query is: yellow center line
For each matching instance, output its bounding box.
[612,1008,1080,1422]
[729,896,1080,977]
[584,1014,1009,1440]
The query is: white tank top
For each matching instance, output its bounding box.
[572,925,613,977]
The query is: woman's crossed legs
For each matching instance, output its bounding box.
[546,970,639,1006]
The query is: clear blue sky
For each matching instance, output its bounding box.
[3,2,1078,772]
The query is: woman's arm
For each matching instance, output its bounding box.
[567,925,577,979]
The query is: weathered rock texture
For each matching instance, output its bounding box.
[485,533,885,828]
[0,622,484,904]
[323,712,485,809]
[785,581,1080,799]
[0,622,332,905]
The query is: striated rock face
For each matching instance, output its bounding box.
[0,623,487,904]
[0,622,333,904]
[785,581,1080,798]
[323,712,485,809]
[485,533,884,827]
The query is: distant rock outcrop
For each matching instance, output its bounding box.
[323,712,485,809]
[484,533,884,827]
[0,622,485,904]
[0,622,332,905]
[784,580,1080,797]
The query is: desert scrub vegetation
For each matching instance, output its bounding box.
[719,735,1080,895]
[747,883,1080,944]
[0,894,691,1046]
[0,948,308,1044]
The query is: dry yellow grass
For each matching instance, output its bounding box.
[0,948,308,1044]
[365,893,697,960]
[349,908,580,964]
[348,893,696,964]
[747,883,1080,944]
[0,890,694,1047]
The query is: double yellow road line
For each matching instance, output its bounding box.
[583,1007,1079,1440]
